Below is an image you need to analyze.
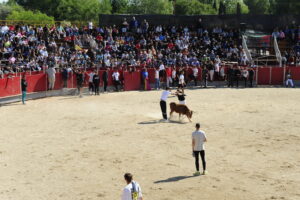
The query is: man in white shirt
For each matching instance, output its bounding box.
[112,70,121,91]
[192,66,198,86]
[121,173,143,200]
[88,70,95,95]
[46,66,56,90]
[192,123,207,176]
[155,68,160,90]
[160,87,172,121]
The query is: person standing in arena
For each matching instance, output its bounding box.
[192,66,198,86]
[102,68,108,93]
[202,66,208,88]
[160,87,172,121]
[88,69,95,95]
[21,75,27,105]
[93,72,100,95]
[192,123,207,176]
[176,88,186,105]
[248,68,254,88]
[121,173,143,200]
[75,69,84,97]
[46,66,56,90]
[286,70,295,88]
[112,69,120,92]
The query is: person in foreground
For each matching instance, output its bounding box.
[121,173,143,200]
[192,123,207,176]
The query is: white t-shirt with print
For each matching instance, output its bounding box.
[192,130,207,151]
[161,90,171,101]
[112,72,120,81]
[88,72,95,82]
[121,181,143,200]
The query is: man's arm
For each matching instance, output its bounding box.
[121,188,131,200]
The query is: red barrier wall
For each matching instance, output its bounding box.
[27,74,47,93]
[287,67,300,80]
[271,67,284,85]
[0,77,20,97]
[123,71,141,91]
[257,67,271,85]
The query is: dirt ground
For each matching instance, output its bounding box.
[0,88,300,200]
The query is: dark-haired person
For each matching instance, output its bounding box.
[21,75,27,105]
[112,69,120,92]
[192,123,207,176]
[102,68,108,92]
[88,69,95,95]
[121,173,143,200]
[93,72,100,95]
[75,69,84,97]
[248,68,254,88]
[176,88,186,105]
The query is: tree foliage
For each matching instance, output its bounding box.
[6,10,54,24]
[175,0,217,15]
[128,0,173,15]
[244,0,270,14]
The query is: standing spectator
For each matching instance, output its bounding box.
[241,67,249,87]
[62,66,69,88]
[220,66,225,81]
[159,62,165,85]
[208,61,214,82]
[121,173,143,200]
[192,123,207,176]
[93,72,100,95]
[248,68,254,88]
[46,66,56,90]
[286,70,295,88]
[178,71,186,89]
[234,67,241,88]
[155,67,160,90]
[227,66,235,88]
[21,75,27,105]
[112,69,120,92]
[202,66,208,88]
[0,67,3,79]
[192,66,198,86]
[166,66,172,88]
[75,69,84,97]
[172,66,177,87]
[88,69,95,95]
[142,68,150,90]
[102,69,108,93]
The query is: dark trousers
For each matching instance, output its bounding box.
[194,150,206,171]
[193,75,197,86]
[243,77,247,87]
[202,77,207,88]
[236,77,239,88]
[89,82,94,92]
[63,79,68,88]
[249,78,253,87]
[160,100,167,120]
[103,81,108,92]
[114,80,120,91]
[94,84,99,95]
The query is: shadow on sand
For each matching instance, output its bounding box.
[154,175,197,184]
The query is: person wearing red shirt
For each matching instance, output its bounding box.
[166,66,172,87]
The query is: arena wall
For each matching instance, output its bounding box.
[1,66,300,104]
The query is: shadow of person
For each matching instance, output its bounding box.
[154,175,196,184]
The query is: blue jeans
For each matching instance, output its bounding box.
[22,91,26,104]
[155,78,160,89]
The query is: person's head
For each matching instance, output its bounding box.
[195,123,200,130]
[124,173,133,184]
[165,87,170,91]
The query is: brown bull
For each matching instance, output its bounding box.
[170,102,193,122]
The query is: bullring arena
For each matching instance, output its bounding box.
[1,88,300,200]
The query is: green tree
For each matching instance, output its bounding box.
[111,0,128,14]
[274,0,300,14]
[175,0,217,15]
[225,0,249,14]
[244,0,270,14]
[99,0,112,14]
[128,0,173,14]
[237,2,241,15]
[6,10,54,24]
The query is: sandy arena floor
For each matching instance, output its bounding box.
[0,88,300,200]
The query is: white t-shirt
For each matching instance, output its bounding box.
[159,64,165,71]
[112,72,120,81]
[161,90,171,101]
[179,74,185,84]
[192,130,207,151]
[193,68,198,77]
[155,70,159,79]
[88,72,95,82]
[172,70,176,78]
[121,181,143,200]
